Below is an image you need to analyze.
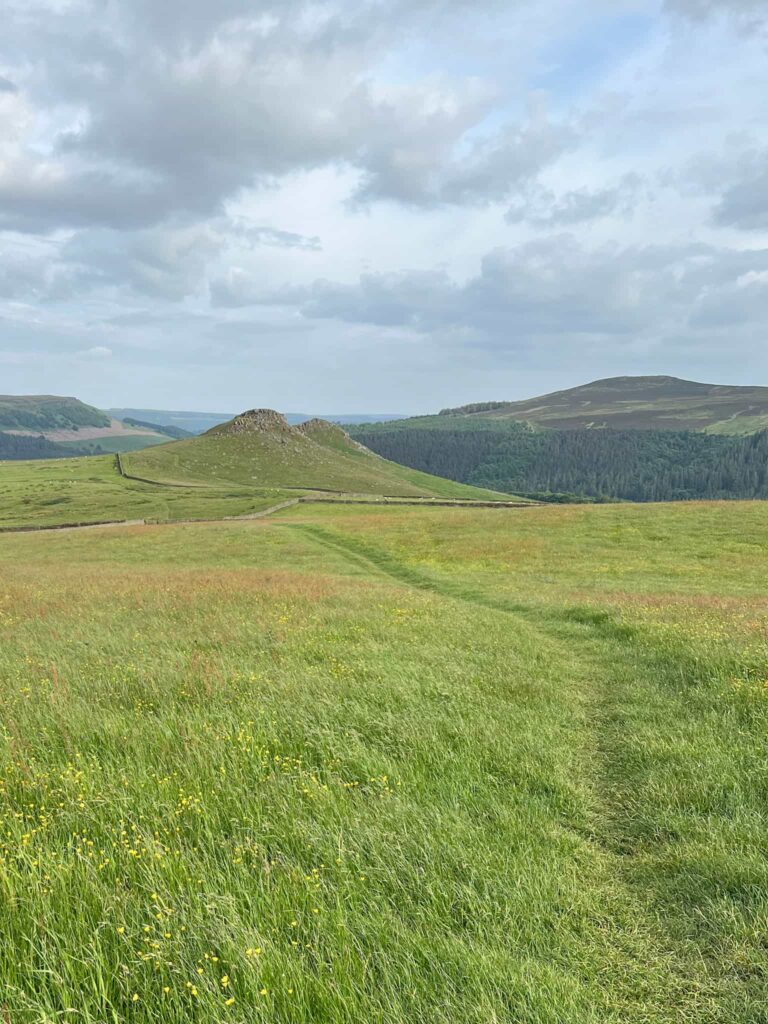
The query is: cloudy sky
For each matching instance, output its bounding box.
[0,0,766,413]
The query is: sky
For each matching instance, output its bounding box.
[0,0,767,414]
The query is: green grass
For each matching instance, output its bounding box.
[1,500,767,1021]
[123,429,512,500]
[58,435,171,455]
[0,456,301,529]
[705,414,768,436]
[0,450,524,531]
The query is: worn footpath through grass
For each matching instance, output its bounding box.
[1,502,767,1021]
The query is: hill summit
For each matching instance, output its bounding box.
[208,408,294,436]
[438,375,768,435]
[123,407,508,499]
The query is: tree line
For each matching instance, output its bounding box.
[0,432,79,460]
[352,424,768,502]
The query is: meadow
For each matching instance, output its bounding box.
[1,501,767,1021]
[0,450,517,532]
[0,456,301,529]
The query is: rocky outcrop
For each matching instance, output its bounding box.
[208,409,294,436]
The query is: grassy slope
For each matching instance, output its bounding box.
[122,429,512,500]
[0,456,300,529]
[1,501,767,1021]
[0,395,110,432]
[57,434,172,455]
[437,375,768,434]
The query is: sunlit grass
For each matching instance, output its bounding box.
[1,501,767,1021]
[0,456,301,529]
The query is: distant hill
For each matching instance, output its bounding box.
[0,395,110,432]
[108,408,409,433]
[122,409,511,500]
[108,408,237,434]
[121,417,193,440]
[0,395,177,456]
[438,376,768,435]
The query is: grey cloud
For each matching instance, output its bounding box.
[95,310,214,329]
[99,311,174,328]
[665,0,767,26]
[666,0,765,14]
[62,223,223,300]
[506,174,644,227]
[299,269,457,328]
[210,319,312,338]
[0,166,171,234]
[117,0,513,53]
[712,162,768,231]
[209,272,295,309]
[675,144,768,230]
[0,75,17,93]
[248,238,768,352]
[0,0,573,233]
[0,246,77,302]
[689,270,768,327]
[353,111,574,207]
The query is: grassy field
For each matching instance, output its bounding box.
[0,456,300,529]
[0,455,524,531]
[1,500,767,1021]
[56,435,171,456]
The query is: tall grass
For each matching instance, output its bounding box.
[1,502,767,1021]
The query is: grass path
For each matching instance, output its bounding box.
[287,520,768,1020]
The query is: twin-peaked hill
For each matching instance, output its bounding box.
[121,409,509,499]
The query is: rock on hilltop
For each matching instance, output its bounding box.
[207,408,295,436]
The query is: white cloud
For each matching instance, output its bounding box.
[77,345,112,359]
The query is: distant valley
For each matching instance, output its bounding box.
[4,377,768,503]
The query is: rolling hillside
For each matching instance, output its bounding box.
[123,409,511,500]
[0,395,180,456]
[121,417,194,440]
[0,394,110,432]
[438,376,768,434]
